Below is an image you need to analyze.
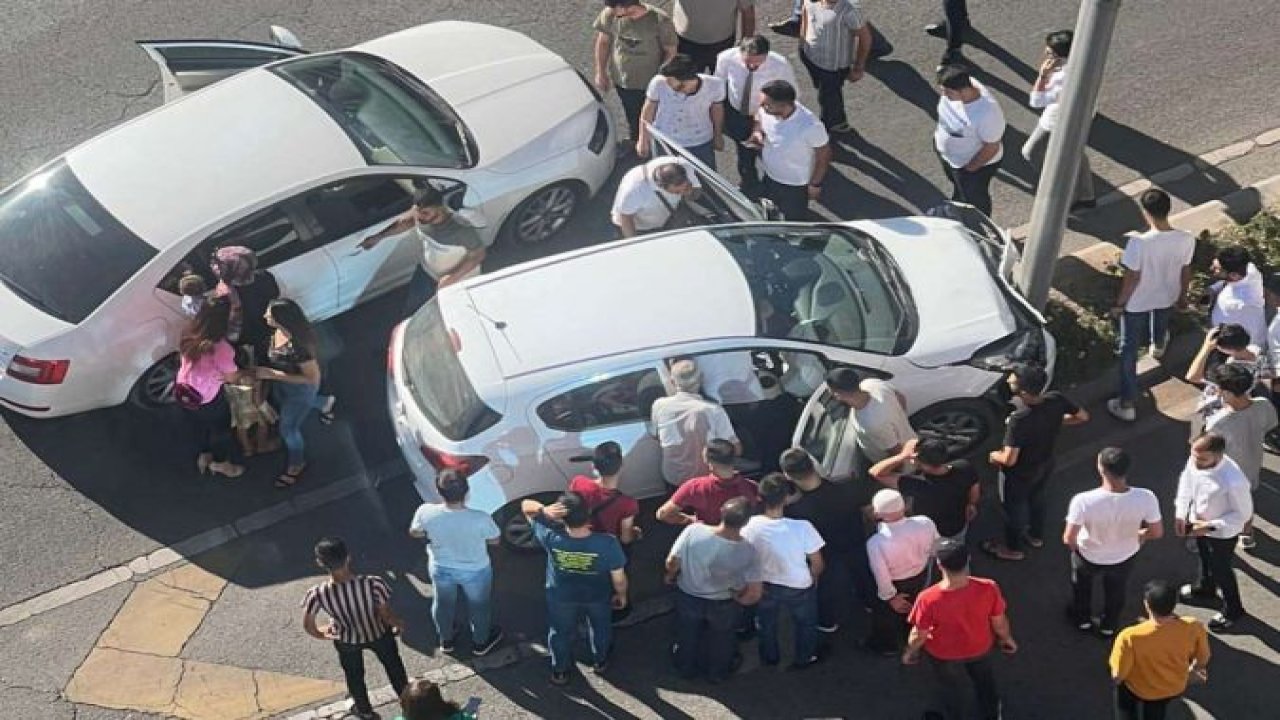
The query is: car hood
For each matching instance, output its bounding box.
[869,218,1018,367]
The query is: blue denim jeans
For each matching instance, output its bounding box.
[429,564,493,645]
[272,381,326,467]
[546,595,612,672]
[1117,308,1172,403]
[684,141,717,171]
[756,583,819,666]
[674,591,741,681]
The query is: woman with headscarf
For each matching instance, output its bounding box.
[255,299,336,488]
[176,297,246,478]
[211,246,280,363]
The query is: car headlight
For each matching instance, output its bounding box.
[966,328,1046,373]
[588,109,609,155]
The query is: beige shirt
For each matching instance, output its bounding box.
[651,391,738,485]
[673,0,754,44]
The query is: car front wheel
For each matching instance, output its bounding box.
[130,354,179,408]
[501,182,581,245]
[495,492,562,552]
[911,399,998,458]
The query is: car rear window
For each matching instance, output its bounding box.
[0,162,156,324]
[402,299,501,441]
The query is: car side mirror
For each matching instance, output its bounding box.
[269,25,303,50]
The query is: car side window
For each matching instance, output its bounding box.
[297,176,415,247]
[537,368,665,432]
[157,206,303,294]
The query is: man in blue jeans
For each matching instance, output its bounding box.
[1107,188,1195,422]
[523,492,628,686]
[742,473,825,669]
[665,497,761,681]
[408,469,503,656]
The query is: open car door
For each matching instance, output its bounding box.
[645,124,776,224]
[137,27,305,103]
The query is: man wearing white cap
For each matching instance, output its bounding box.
[866,488,939,654]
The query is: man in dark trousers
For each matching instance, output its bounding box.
[924,0,972,67]
[986,364,1089,560]
[301,537,409,720]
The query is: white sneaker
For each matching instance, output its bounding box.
[1239,535,1257,551]
[1106,398,1136,422]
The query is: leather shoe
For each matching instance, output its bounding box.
[925,22,948,39]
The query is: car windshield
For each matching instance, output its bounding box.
[272,52,473,168]
[714,225,914,355]
[0,162,156,324]
[403,299,501,441]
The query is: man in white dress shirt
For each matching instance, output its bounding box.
[713,35,796,188]
[749,79,831,220]
[866,489,939,653]
[1175,432,1254,631]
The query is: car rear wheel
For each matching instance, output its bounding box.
[501,182,581,245]
[130,354,179,408]
[495,491,562,552]
[911,399,998,458]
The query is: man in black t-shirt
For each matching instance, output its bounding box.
[869,438,980,542]
[781,448,877,634]
[986,365,1089,560]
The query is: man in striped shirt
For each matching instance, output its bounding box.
[303,537,409,720]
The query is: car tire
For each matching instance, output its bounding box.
[499,182,582,246]
[495,491,562,553]
[130,354,180,408]
[911,399,998,458]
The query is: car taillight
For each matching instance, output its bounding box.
[419,445,489,477]
[7,356,70,385]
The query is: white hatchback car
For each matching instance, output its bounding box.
[0,22,615,417]
[387,146,1054,547]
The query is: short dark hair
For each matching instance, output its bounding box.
[937,65,973,90]
[934,538,969,572]
[706,438,737,466]
[603,0,641,7]
[758,472,791,508]
[592,441,624,476]
[916,438,950,466]
[1193,431,1226,454]
[1143,579,1178,616]
[659,54,699,81]
[1216,323,1251,350]
[825,367,862,392]
[1012,363,1049,395]
[779,447,815,476]
[720,497,753,529]
[1138,188,1172,219]
[1097,447,1130,477]
[1216,245,1251,276]
[314,536,349,571]
[1209,361,1256,395]
[413,186,445,209]
[435,469,469,503]
[1045,30,1073,58]
[759,79,796,105]
[558,492,591,528]
[739,35,770,56]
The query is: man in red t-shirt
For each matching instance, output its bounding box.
[657,439,759,526]
[567,441,641,547]
[905,539,1017,720]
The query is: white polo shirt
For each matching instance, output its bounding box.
[755,103,829,187]
[934,80,1006,169]
[610,157,702,232]
[713,48,797,116]
[645,74,726,147]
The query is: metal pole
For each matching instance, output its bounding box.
[1016,0,1123,310]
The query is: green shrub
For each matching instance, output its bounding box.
[1045,292,1116,386]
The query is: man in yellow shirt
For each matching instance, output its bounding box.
[1109,580,1210,720]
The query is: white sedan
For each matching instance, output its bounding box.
[0,22,615,417]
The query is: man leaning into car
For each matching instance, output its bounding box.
[358,186,487,316]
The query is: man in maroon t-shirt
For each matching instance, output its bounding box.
[567,441,641,546]
[905,539,1017,720]
[657,439,759,525]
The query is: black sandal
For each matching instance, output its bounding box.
[275,466,305,489]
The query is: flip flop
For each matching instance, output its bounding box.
[275,466,305,489]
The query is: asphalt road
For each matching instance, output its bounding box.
[1,2,1279,717]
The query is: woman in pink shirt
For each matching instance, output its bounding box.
[176,298,245,478]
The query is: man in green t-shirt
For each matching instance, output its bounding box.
[593,0,678,144]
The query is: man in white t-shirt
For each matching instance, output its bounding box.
[610,157,702,237]
[825,367,916,473]
[637,54,726,169]
[1063,448,1162,636]
[933,66,1005,217]
[1107,188,1196,422]
[714,35,796,188]
[749,79,831,220]
[742,473,825,669]
[1209,245,1267,353]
